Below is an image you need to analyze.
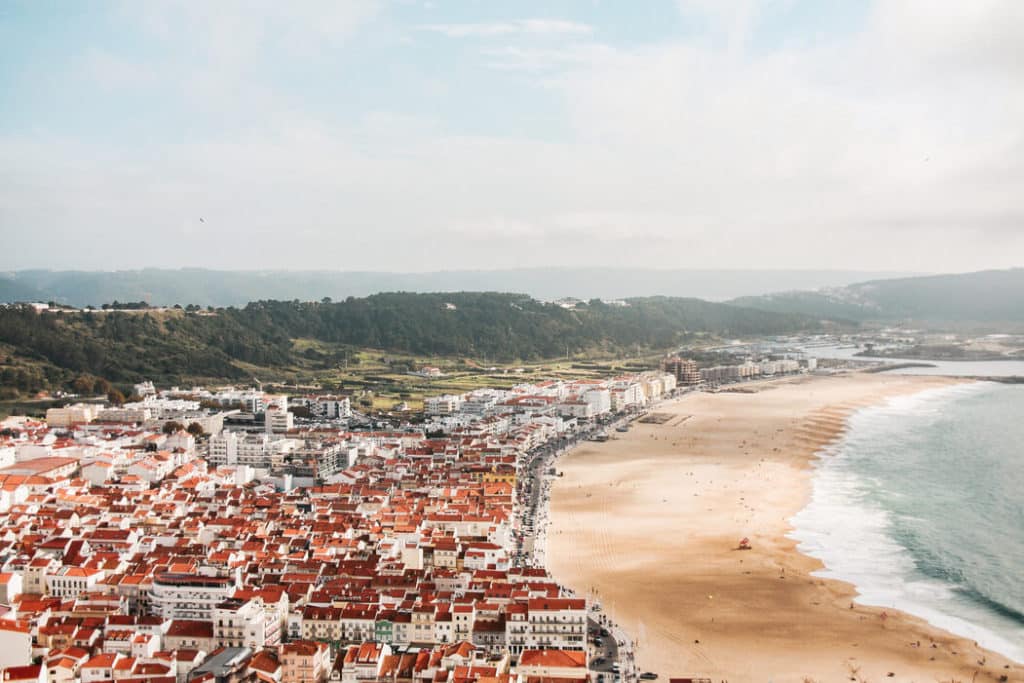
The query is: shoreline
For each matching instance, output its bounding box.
[788,380,1024,664]
[545,372,1023,683]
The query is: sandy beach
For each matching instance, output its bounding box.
[546,372,1024,683]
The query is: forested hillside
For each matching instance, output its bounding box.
[0,292,820,393]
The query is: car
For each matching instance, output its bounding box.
[640,674,658,681]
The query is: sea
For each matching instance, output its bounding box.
[789,349,1024,662]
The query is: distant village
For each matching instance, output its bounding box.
[0,354,820,683]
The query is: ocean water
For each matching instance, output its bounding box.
[789,381,1024,662]
[804,344,1024,377]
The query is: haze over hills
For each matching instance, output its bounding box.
[729,268,1024,325]
[0,268,917,308]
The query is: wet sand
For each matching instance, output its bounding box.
[547,372,1023,683]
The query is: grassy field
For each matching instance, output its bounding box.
[272,341,665,415]
[0,335,667,419]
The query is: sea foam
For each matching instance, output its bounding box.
[789,382,1024,663]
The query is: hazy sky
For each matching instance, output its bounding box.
[1,1,1022,273]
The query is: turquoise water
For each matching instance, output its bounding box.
[790,382,1024,661]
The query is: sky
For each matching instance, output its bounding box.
[1,1,1022,273]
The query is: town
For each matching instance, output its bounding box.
[0,349,827,683]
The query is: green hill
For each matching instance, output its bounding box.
[0,292,820,393]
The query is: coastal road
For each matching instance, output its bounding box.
[588,615,621,678]
[513,409,664,678]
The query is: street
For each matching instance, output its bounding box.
[511,404,672,681]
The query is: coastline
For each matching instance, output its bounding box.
[546,372,1024,683]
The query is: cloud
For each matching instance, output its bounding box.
[3,1,1023,274]
[866,0,1024,81]
[675,0,760,53]
[78,49,156,90]
[480,44,615,73]
[130,0,380,48]
[419,19,592,39]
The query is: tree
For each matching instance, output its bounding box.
[107,389,126,405]
[94,377,112,395]
[186,422,205,437]
[72,375,95,395]
[163,420,185,435]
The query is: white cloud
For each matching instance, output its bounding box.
[78,49,156,90]
[3,1,1023,273]
[675,0,760,54]
[419,19,592,38]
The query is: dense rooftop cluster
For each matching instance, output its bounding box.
[0,372,678,683]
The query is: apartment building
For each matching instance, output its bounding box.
[149,573,235,621]
[45,566,105,599]
[265,399,294,435]
[45,404,99,427]
[662,356,701,385]
[280,640,331,683]
[525,598,587,651]
[425,395,463,416]
[214,597,267,649]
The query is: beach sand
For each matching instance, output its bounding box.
[547,372,1023,683]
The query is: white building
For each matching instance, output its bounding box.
[425,395,463,416]
[96,406,152,423]
[46,403,99,427]
[137,396,201,418]
[525,598,587,651]
[313,395,351,419]
[582,389,611,416]
[610,382,644,411]
[0,620,32,671]
[461,390,504,415]
[214,597,268,648]
[265,398,294,435]
[149,573,236,621]
[46,566,105,599]
[208,432,299,469]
